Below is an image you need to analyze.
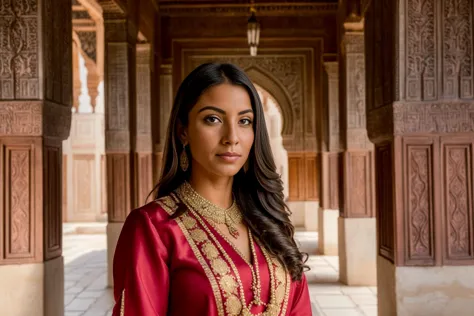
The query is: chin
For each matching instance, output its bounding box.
[209,165,243,178]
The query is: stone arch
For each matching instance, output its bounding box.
[245,67,294,137]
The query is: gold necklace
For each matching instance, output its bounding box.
[177,181,244,238]
[206,219,265,308]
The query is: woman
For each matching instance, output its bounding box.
[112,63,311,315]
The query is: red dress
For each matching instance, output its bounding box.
[112,192,311,316]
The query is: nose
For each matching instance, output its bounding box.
[222,122,239,146]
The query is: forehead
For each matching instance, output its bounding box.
[194,83,253,111]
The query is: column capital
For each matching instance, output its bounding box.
[341,31,364,54]
[324,61,339,79]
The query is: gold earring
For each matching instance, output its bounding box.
[180,144,189,172]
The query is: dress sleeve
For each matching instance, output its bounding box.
[112,209,170,316]
[289,274,312,316]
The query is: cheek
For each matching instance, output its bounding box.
[242,130,255,153]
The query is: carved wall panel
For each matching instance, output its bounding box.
[343,151,374,217]
[107,154,130,222]
[403,138,437,265]
[376,143,394,262]
[72,155,95,219]
[305,153,319,201]
[288,153,305,201]
[442,138,474,264]
[43,141,62,260]
[0,139,42,264]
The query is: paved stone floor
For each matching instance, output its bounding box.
[63,231,378,316]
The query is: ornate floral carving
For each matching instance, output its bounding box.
[9,148,31,256]
[406,0,436,100]
[445,144,473,260]
[0,0,39,100]
[407,145,434,262]
[443,0,473,99]
[77,31,96,62]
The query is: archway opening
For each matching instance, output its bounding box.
[255,84,289,201]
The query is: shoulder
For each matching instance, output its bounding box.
[125,194,180,225]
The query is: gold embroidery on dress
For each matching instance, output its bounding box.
[175,216,225,316]
[155,195,179,215]
[120,289,125,316]
[175,189,291,316]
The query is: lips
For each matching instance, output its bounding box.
[217,152,241,157]
[216,152,241,162]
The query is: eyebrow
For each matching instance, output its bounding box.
[198,106,253,115]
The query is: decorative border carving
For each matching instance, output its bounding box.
[0,101,71,139]
[367,102,474,141]
[77,31,97,62]
[159,3,338,17]
[0,101,42,136]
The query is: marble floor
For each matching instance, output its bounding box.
[63,231,378,316]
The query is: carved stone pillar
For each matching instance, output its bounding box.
[365,0,474,314]
[318,62,341,256]
[0,1,72,315]
[338,31,376,286]
[135,43,153,207]
[102,9,137,286]
[154,64,173,182]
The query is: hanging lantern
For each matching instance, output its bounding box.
[247,6,260,56]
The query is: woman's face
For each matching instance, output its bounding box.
[181,83,255,179]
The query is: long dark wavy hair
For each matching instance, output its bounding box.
[152,62,308,281]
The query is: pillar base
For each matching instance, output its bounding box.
[107,222,124,287]
[0,256,64,316]
[288,201,319,231]
[378,256,474,316]
[318,207,339,255]
[338,217,376,285]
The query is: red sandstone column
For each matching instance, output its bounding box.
[100,3,137,286]
[365,0,474,314]
[338,30,377,286]
[154,63,173,182]
[135,43,153,207]
[0,1,72,315]
[318,62,342,255]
